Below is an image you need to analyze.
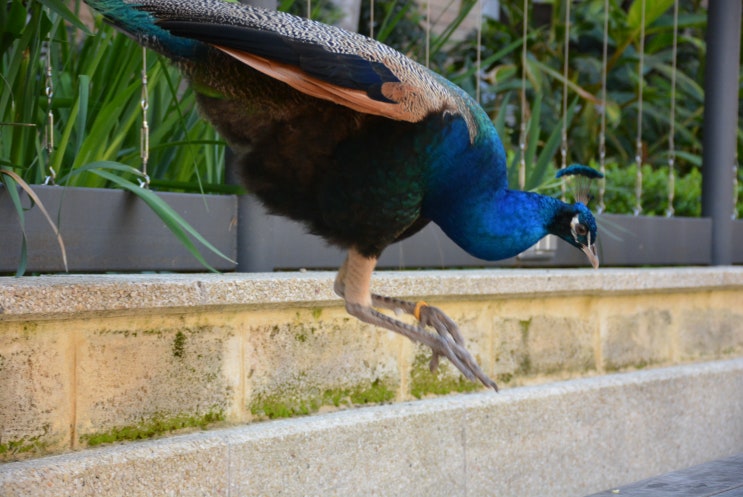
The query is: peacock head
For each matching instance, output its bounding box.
[558,203,599,269]
[552,164,603,269]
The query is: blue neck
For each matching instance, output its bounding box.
[421,99,564,261]
[428,189,563,261]
[422,98,508,200]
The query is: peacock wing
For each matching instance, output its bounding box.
[137,0,475,131]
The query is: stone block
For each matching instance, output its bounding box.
[0,321,72,461]
[490,317,530,383]
[520,314,596,375]
[463,359,743,497]
[228,405,466,496]
[1,268,742,464]
[603,308,674,370]
[242,307,401,419]
[74,316,237,448]
[679,308,743,359]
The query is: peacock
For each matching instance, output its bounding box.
[82,0,601,390]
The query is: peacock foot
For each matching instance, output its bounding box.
[345,300,498,391]
[416,303,498,391]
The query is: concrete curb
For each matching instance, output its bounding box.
[2,358,742,497]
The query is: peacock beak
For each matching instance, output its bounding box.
[582,244,599,269]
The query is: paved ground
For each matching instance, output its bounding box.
[587,453,743,497]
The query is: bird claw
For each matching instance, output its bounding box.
[418,304,465,345]
[429,352,441,373]
[417,304,498,391]
[361,288,498,390]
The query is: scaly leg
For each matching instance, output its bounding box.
[335,249,498,390]
[367,294,466,372]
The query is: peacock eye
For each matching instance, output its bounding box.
[575,224,588,237]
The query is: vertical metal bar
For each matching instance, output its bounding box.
[701,0,741,265]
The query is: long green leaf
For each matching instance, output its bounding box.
[0,171,28,275]
[430,0,477,57]
[75,74,90,155]
[84,163,235,269]
[530,59,600,105]
[38,0,90,32]
[532,98,580,190]
[1,168,68,272]
[627,0,675,32]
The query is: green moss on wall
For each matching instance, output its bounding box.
[410,354,481,399]
[0,425,52,461]
[250,378,396,420]
[80,409,225,447]
[348,379,395,404]
[172,330,187,358]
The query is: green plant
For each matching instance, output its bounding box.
[281,0,342,24]
[1,0,234,272]
[445,0,710,203]
[1,0,227,189]
[600,161,702,217]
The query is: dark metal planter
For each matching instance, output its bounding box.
[733,219,743,264]
[0,185,237,273]
[237,197,731,271]
[1,186,738,273]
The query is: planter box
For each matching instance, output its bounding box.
[734,218,743,262]
[2,186,739,273]
[237,196,725,271]
[0,185,237,273]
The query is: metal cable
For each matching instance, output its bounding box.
[665,0,679,217]
[518,0,528,191]
[597,0,609,213]
[560,0,572,201]
[43,42,56,185]
[634,0,646,216]
[139,47,151,188]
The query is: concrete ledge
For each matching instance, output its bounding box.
[2,359,742,497]
[2,267,743,320]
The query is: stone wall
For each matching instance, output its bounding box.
[1,267,742,461]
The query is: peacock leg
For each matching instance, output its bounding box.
[370,294,466,345]
[335,249,498,390]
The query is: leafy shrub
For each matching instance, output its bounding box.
[0,0,226,191]
[602,162,701,217]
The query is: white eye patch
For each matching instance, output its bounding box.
[570,214,590,245]
[570,214,580,240]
